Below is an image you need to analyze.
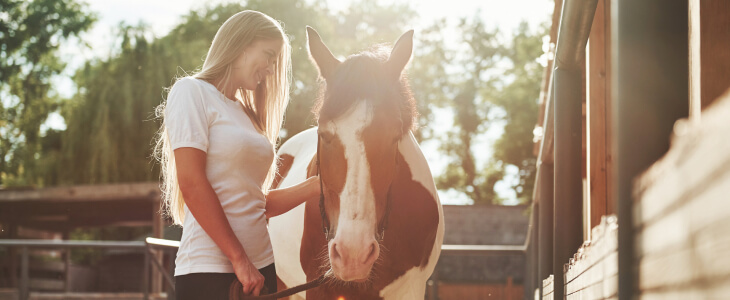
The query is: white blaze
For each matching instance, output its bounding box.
[326,100,377,240]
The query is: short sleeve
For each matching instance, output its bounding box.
[164,78,209,153]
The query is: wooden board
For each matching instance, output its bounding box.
[700,0,730,110]
[564,215,618,300]
[587,0,612,233]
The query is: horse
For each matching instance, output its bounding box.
[268,26,444,300]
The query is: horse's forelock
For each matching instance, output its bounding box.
[312,45,417,134]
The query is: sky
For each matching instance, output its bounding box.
[48,0,554,205]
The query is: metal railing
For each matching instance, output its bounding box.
[1,238,531,300]
[428,244,528,300]
[143,238,179,300]
[0,238,177,300]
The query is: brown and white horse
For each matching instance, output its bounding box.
[268,27,444,300]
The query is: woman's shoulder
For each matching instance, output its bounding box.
[166,77,209,111]
[171,76,204,92]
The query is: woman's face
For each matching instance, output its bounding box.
[231,38,283,91]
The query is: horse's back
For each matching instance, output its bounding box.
[269,127,318,298]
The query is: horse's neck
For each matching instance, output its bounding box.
[397,131,439,200]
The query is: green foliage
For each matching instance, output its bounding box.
[51,0,417,186]
[418,17,548,204]
[492,22,549,203]
[2,0,548,206]
[0,0,95,187]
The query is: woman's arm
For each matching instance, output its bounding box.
[174,147,256,270]
[264,175,320,219]
[175,147,265,295]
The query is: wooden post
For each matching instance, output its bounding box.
[8,223,17,288]
[612,1,689,298]
[20,246,28,300]
[143,247,150,300]
[506,276,513,300]
[167,249,176,300]
[63,230,71,292]
[538,163,554,294]
[689,0,701,122]
[152,201,163,294]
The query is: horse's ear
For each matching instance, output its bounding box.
[307,26,341,80]
[386,29,414,79]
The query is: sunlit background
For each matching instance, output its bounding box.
[3,0,553,205]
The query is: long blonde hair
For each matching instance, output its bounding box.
[154,10,292,225]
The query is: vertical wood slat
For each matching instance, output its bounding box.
[543,274,555,300]
[20,247,28,300]
[587,0,611,232]
[603,0,613,219]
[564,215,619,300]
[700,0,730,110]
[689,0,702,122]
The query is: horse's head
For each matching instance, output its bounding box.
[307,26,417,282]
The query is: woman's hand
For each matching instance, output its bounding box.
[307,174,321,195]
[232,254,265,296]
[264,175,321,219]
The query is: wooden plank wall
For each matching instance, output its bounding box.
[564,215,618,300]
[633,91,730,298]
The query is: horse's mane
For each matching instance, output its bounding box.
[312,45,418,134]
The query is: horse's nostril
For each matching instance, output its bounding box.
[332,242,341,260]
[362,242,378,264]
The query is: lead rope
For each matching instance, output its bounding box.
[230,274,327,300]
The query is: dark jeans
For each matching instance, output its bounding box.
[175,263,277,300]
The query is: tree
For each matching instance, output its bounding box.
[492,22,548,203]
[429,16,506,204]
[0,0,95,187]
[52,0,417,186]
[416,17,547,204]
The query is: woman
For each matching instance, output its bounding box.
[154,10,319,299]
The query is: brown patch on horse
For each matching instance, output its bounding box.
[373,152,439,283]
[272,154,295,190]
[311,132,347,230]
[362,99,403,223]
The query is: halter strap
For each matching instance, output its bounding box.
[316,136,333,241]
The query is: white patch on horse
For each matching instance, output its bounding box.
[268,127,318,299]
[379,266,429,300]
[325,100,377,241]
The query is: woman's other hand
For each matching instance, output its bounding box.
[232,255,265,296]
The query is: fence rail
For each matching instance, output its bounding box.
[0,239,526,300]
[0,238,177,300]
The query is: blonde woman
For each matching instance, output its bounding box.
[155,11,320,299]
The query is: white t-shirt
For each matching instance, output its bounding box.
[165,77,276,276]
